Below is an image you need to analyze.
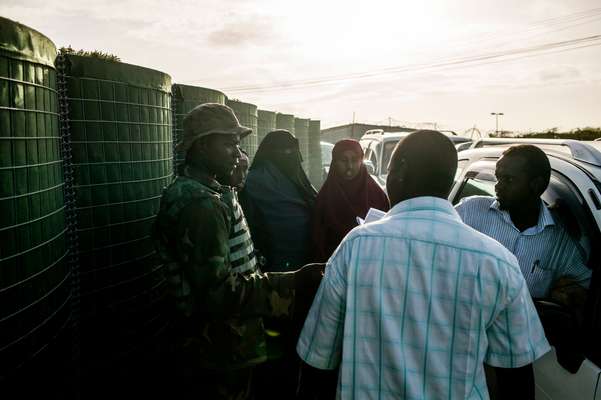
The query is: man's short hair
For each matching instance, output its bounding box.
[391,130,457,197]
[502,145,551,187]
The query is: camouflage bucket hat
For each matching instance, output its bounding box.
[176,103,252,153]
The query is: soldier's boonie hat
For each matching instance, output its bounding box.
[176,103,252,153]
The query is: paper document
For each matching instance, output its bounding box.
[356,208,386,225]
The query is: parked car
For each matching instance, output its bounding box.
[452,139,601,400]
[359,129,472,189]
[320,141,335,184]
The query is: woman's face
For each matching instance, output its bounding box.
[334,150,362,180]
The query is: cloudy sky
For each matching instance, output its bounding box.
[2,0,600,133]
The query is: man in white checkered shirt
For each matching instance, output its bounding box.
[297,131,550,399]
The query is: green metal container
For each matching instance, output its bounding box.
[294,117,310,172]
[257,109,276,149]
[59,54,171,370]
[226,99,258,160]
[0,17,72,376]
[308,120,323,188]
[276,113,295,136]
[172,84,226,171]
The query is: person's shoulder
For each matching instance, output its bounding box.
[466,224,517,263]
[455,195,495,209]
[162,176,224,214]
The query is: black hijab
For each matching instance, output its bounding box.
[251,130,317,206]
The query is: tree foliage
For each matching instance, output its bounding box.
[520,127,601,140]
[59,45,121,62]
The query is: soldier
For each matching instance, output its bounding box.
[154,103,323,399]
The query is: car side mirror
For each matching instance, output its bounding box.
[364,160,376,175]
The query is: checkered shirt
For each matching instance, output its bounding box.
[297,196,550,400]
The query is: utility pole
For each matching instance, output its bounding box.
[491,112,504,136]
[388,117,392,127]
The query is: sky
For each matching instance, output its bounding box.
[2,0,600,134]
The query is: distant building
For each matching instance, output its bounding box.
[320,123,414,144]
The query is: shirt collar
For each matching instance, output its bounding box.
[490,199,555,234]
[388,196,461,221]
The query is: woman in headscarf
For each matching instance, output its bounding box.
[240,129,318,399]
[312,139,390,262]
[240,129,317,272]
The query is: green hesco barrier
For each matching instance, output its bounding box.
[60,54,171,369]
[294,117,310,172]
[309,120,322,188]
[0,18,72,376]
[226,99,258,160]
[257,109,276,149]
[172,84,226,172]
[276,112,295,136]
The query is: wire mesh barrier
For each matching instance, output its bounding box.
[308,120,322,188]
[257,109,276,149]
[0,17,75,393]
[56,54,172,378]
[226,99,258,161]
[294,117,310,173]
[0,18,331,395]
[172,84,226,173]
[276,113,295,136]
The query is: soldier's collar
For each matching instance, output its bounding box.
[183,165,223,191]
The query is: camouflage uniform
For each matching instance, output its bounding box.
[154,170,297,398]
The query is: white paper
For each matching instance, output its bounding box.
[356,208,386,225]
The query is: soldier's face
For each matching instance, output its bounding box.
[231,157,249,189]
[192,134,242,178]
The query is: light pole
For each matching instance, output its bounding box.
[491,112,504,136]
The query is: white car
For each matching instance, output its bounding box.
[452,138,601,400]
[360,129,472,189]
[320,141,335,182]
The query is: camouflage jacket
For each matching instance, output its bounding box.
[154,172,297,371]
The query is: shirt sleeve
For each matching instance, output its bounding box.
[557,232,592,289]
[178,198,296,319]
[296,245,347,370]
[485,273,551,368]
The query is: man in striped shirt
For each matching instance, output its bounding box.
[297,131,549,399]
[154,103,323,399]
[455,145,591,299]
[455,144,591,396]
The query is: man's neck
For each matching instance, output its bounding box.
[507,200,540,232]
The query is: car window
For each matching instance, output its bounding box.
[543,172,594,265]
[368,148,378,173]
[452,170,496,204]
[382,140,399,174]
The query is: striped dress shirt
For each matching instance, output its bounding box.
[455,196,591,298]
[297,196,549,400]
